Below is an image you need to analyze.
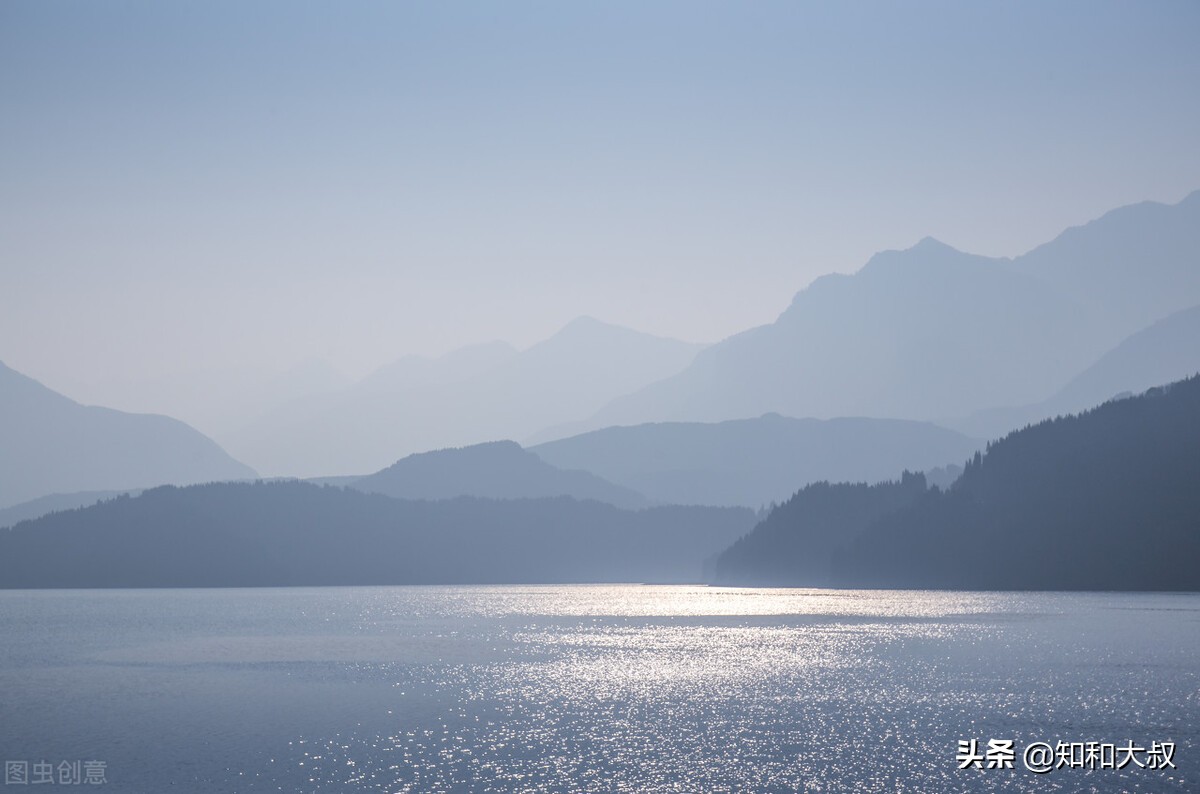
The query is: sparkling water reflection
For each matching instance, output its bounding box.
[0,586,1196,792]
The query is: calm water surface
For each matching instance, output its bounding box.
[1,586,1196,792]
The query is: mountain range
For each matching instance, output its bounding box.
[347,440,648,509]
[532,414,980,508]
[5,190,1199,564]
[11,374,1196,591]
[0,489,141,530]
[0,439,650,529]
[226,317,704,477]
[547,192,1200,440]
[715,374,1200,590]
[0,483,754,587]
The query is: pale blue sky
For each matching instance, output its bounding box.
[2,1,1198,426]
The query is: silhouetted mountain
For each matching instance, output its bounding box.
[348,441,648,509]
[0,483,755,587]
[229,317,704,477]
[532,414,980,508]
[953,305,1200,438]
[713,375,1200,590]
[839,376,1200,589]
[562,193,1200,435]
[713,472,929,586]
[0,489,140,529]
[0,361,256,509]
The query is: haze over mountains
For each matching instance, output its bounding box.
[347,441,648,510]
[715,473,930,588]
[113,191,1195,484]
[0,440,651,529]
[8,374,1197,590]
[555,191,1200,439]
[1009,190,1200,330]
[0,489,141,531]
[3,190,1200,590]
[532,415,980,508]
[227,317,704,478]
[0,362,255,509]
[952,304,1200,438]
[0,483,754,587]
[4,191,1199,551]
[715,374,1200,590]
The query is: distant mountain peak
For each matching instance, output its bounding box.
[531,316,705,355]
[547,315,637,342]
[875,236,962,259]
[912,235,955,252]
[404,438,524,462]
[561,315,606,330]
[350,439,648,509]
[364,439,532,477]
[897,235,975,260]
[855,235,983,277]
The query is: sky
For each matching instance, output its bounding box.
[2,1,1199,431]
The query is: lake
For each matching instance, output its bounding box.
[1,586,1196,792]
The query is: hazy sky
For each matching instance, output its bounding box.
[3,1,1199,427]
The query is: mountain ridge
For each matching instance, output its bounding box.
[555,191,1199,437]
[713,374,1200,590]
[950,304,1200,438]
[228,317,705,477]
[0,361,256,509]
[0,482,754,587]
[348,440,648,509]
[532,414,980,508]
